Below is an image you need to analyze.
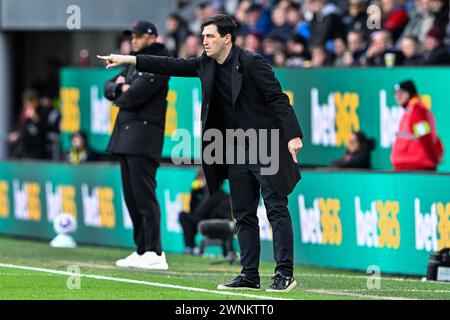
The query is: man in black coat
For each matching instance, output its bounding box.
[99,14,303,292]
[103,21,170,270]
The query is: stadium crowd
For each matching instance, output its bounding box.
[157,0,450,67]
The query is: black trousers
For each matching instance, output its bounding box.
[228,162,294,283]
[120,155,162,255]
[179,211,201,248]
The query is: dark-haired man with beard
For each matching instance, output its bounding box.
[104,21,170,270]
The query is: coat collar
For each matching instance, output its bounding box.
[197,45,243,108]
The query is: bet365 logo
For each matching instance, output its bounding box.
[415,198,450,252]
[298,195,342,246]
[311,88,360,147]
[355,197,400,249]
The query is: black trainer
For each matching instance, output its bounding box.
[217,274,261,291]
[266,273,297,292]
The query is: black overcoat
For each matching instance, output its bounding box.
[104,43,170,163]
[136,45,303,197]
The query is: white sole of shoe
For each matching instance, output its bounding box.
[217,285,261,291]
[266,279,297,292]
[115,261,132,268]
[130,263,169,270]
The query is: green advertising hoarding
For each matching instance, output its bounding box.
[60,67,450,171]
[1,161,449,276]
[276,67,450,172]
[0,161,196,251]
[60,68,202,160]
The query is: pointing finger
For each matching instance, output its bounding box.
[291,150,298,164]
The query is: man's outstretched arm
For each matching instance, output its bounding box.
[97,54,199,77]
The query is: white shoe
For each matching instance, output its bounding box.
[115,251,140,268]
[129,251,169,270]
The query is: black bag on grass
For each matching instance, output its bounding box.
[426,248,450,281]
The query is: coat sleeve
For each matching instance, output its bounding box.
[114,72,169,110]
[410,106,439,162]
[136,55,200,77]
[104,67,128,101]
[247,54,303,141]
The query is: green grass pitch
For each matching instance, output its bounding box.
[0,236,449,300]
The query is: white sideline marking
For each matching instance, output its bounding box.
[54,260,437,284]
[50,260,450,285]
[324,289,450,293]
[0,263,292,300]
[306,290,419,300]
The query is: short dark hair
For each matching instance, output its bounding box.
[22,88,39,103]
[201,14,237,43]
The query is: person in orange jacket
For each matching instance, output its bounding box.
[391,80,443,170]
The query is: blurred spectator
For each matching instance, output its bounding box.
[400,35,424,65]
[244,32,263,54]
[239,2,273,36]
[397,0,434,44]
[8,89,46,159]
[331,37,348,66]
[335,0,350,13]
[66,131,99,164]
[273,48,288,66]
[170,0,450,68]
[391,80,443,170]
[286,34,311,67]
[286,2,302,27]
[331,131,375,169]
[119,37,132,55]
[262,36,284,65]
[235,33,246,47]
[364,30,404,66]
[189,2,212,34]
[342,50,356,66]
[307,0,345,46]
[39,93,62,160]
[31,57,62,160]
[422,26,450,64]
[179,34,203,58]
[235,0,252,29]
[178,171,232,255]
[165,13,190,57]
[381,0,410,42]
[343,0,370,37]
[430,0,449,30]
[446,17,450,46]
[346,30,368,65]
[267,4,294,43]
[310,45,332,67]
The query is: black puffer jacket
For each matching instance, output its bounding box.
[104,43,170,162]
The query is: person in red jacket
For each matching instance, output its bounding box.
[391,80,444,171]
[381,0,409,42]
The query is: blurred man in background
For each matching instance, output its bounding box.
[365,30,404,66]
[178,170,232,255]
[391,80,443,170]
[104,21,171,270]
[8,89,46,159]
